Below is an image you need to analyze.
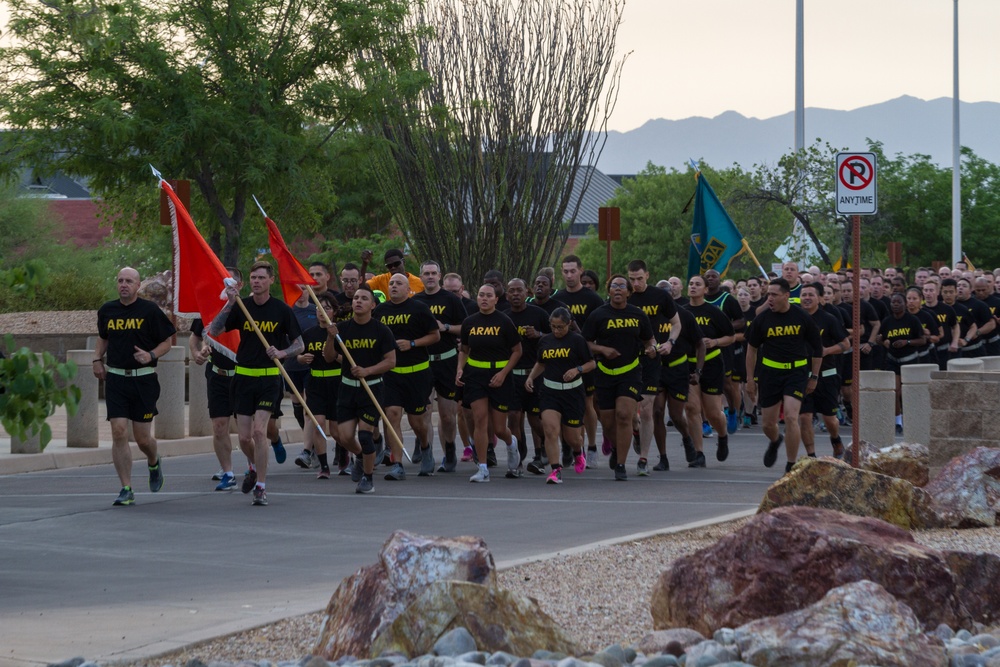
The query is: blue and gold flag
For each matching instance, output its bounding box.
[687,173,746,279]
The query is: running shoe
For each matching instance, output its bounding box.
[418,450,435,477]
[586,449,597,469]
[601,436,613,456]
[636,458,649,476]
[574,452,587,474]
[113,487,134,506]
[356,475,374,494]
[384,462,406,481]
[411,440,423,464]
[526,458,546,475]
[338,466,350,476]
[461,446,474,462]
[726,409,738,435]
[632,430,641,455]
[271,438,286,464]
[317,468,331,480]
[546,468,563,484]
[682,436,697,463]
[702,421,714,438]
[251,486,268,506]
[653,455,669,471]
[608,447,618,470]
[614,463,628,481]
[469,467,490,483]
[506,435,520,472]
[350,458,363,483]
[148,457,163,493]
[717,435,729,462]
[295,449,314,469]
[215,472,237,491]
[486,446,498,468]
[241,468,257,494]
[764,434,783,468]
[504,465,523,479]
[895,423,903,435]
[832,439,845,460]
[743,414,752,429]
[212,469,224,481]
[437,446,457,473]
[688,451,706,468]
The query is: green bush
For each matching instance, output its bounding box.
[0,337,81,450]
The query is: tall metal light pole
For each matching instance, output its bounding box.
[952,0,962,265]
[794,0,804,155]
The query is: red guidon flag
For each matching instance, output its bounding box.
[163,179,239,359]
[264,215,317,305]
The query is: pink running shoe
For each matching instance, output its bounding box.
[546,468,563,484]
[601,436,613,456]
[574,453,587,474]
[461,446,474,462]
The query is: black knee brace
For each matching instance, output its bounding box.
[360,430,376,455]
[293,402,305,429]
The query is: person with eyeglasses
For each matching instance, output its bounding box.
[362,248,425,298]
[581,274,655,481]
[745,278,823,475]
[457,282,523,483]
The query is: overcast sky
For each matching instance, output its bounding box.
[609,0,1000,130]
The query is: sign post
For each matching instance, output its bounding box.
[598,207,620,284]
[836,152,877,468]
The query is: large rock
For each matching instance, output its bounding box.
[314,531,497,659]
[861,441,931,487]
[634,628,706,656]
[649,506,996,635]
[757,457,939,529]
[370,581,580,658]
[733,580,947,667]
[924,446,1000,528]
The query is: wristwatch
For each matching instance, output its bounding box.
[808,372,818,379]
[443,323,451,332]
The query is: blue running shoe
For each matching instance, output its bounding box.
[726,409,738,435]
[215,472,236,491]
[271,438,286,464]
[702,421,713,438]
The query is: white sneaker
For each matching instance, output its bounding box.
[506,435,520,471]
[469,467,490,483]
[586,450,597,469]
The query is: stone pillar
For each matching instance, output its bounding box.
[67,349,99,447]
[858,370,896,448]
[188,361,212,437]
[948,357,984,372]
[900,364,936,445]
[979,356,1000,371]
[154,346,186,440]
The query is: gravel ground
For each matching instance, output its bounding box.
[0,310,99,335]
[108,518,1000,667]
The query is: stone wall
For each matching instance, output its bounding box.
[929,370,1000,467]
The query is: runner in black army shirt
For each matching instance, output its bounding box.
[94,267,176,506]
[582,274,655,482]
[414,260,469,472]
[505,278,551,473]
[957,278,994,358]
[923,280,960,370]
[556,255,606,463]
[627,259,681,476]
[295,294,343,478]
[654,306,705,471]
[798,284,850,460]
[525,307,595,484]
[530,274,567,317]
[324,285,397,494]
[745,278,822,475]
[704,269,745,435]
[906,286,941,367]
[682,275,735,468]
[374,273,441,479]
[210,261,303,506]
[458,283,523,483]
[876,291,927,435]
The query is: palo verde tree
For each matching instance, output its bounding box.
[0,0,425,266]
[365,0,627,283]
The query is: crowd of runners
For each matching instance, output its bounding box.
[92,252,1000,505]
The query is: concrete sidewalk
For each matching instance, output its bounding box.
[0,398,313,475]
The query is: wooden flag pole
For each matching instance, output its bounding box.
[742,239,771,280]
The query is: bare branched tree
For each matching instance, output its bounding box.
[365,0,627,283]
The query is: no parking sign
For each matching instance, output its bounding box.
[835,152,877,216]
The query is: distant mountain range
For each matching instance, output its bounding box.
[594,96,1000,175]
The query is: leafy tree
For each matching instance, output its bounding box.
[365,0,627,283]
[574,162,789,285]
[0,0,425,266]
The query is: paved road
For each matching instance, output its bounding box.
[0,430,792,667]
